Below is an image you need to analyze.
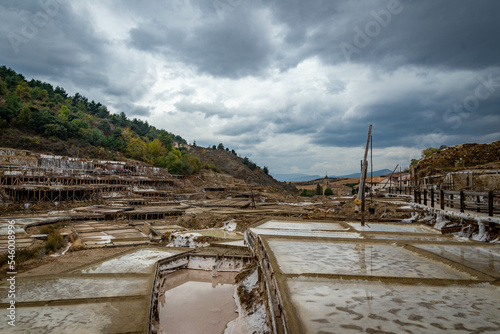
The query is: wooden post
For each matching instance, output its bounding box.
[358,125,372,227]
[460,190,465,213]
[450,193,454,208]
[440,190,445,210]
[431,189,434,208]
[423,189,427,206]
[488,190,494,217]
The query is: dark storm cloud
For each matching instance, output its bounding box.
[311,72,500,149]
[114,102,151,117]
[0,0,111,94]
[174,100,234,119]
[127,2,274,78]
[265,0,500,71]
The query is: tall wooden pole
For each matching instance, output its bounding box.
[358,125,372,226]
[370,135,373,205]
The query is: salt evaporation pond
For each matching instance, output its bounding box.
[287,278,500,334]
[250,228,363,238]
[0,299,149,333]
[348,222,440,234]
[416,245,500,277]
[77,248,184,274]
[0,277,147,303]
[366,234,463,242]
[267,240,474,279]
[257,220,348,231]
[158,269,237,334]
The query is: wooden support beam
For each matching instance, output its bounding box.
[460,190,465,213]
[489,190,494,217]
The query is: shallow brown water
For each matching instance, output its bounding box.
[158,269,238,334]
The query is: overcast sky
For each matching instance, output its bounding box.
[1,0,499,176]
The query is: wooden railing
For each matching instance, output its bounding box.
[413,189,499,217]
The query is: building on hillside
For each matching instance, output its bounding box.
[329,184,351,196]
[365,177,392,191]
[381,172,411,188]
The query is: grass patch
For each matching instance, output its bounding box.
[0,246,43,267]
[43,229,65,254]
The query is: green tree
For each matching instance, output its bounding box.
[0,78,7,95]
[58,105,70,122]
[421,147,439,158]
[17,106,32,127]
[324,187,333,196]
[263,166,269,175]
[316,184,323,196]
[217,143,224,150]
[6,91,22,114]
[98,119,112,136]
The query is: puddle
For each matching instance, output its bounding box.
[287,278,500,334]
[267,240,474,279]
[158,269,237,334]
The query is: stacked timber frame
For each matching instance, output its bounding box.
[0,148,177,204]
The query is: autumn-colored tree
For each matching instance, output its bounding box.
[15,83,31,101]
[148,138,167,157]
[126,137,147,160]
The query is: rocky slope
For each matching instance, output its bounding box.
[414,140,500,178]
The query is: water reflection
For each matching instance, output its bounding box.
[159,270,238,334]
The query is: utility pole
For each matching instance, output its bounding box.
[357,125,372,226]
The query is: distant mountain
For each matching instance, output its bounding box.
[336,169,393,178]
[273,169,393,182]
[272,173,322,182]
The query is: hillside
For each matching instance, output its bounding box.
[414,140,500,178]
[0,66,278,185]
[189,146,280,186]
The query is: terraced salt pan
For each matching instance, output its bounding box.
[258,220,347,231]
[250,228,362,239]
[218,240,246,246]
[77,249,183,274]
[268,240,473,279]
[348,222,440,234]
[366,235,457,241]
[287,278,500,334]
[0,299,149,333]
[416,245,500,278]
[0,277,147,303]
